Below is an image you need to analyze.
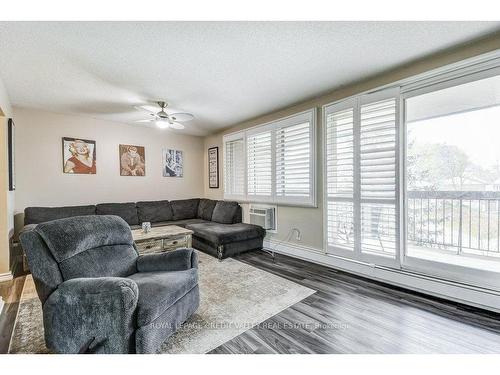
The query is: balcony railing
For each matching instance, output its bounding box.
[408,190,500,260]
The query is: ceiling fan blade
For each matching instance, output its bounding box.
[135,105,158,114]
[169,113,194,122]
[135,119,155,123]
[169,122,185,130]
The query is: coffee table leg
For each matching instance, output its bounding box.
[217,245,223,261]
[187,235,192,248]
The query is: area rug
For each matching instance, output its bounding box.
[9,250,315,354]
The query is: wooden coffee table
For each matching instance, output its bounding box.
[131,225,194,255]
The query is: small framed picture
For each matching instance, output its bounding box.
[7,119,15,190]
[119,144,146,176]
[62,137,96,174]
[163,149,183,177]
[208,146,219,188]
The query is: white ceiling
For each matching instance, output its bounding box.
[0,22,499,136]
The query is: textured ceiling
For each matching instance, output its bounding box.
[0,21,499,136]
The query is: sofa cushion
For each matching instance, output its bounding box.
[96,202,139,225]
[211,201,239,224]
[136,200,174,223]
[233,205,243,224]
[197,199,217,221]
[128,269,198,326]
[24,205,96,225]
[170,199,200,220]
[186,222,266,246]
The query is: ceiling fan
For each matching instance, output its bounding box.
[135,101,194,129]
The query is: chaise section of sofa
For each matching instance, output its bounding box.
[20,198,263,260]
[186,222,266,260]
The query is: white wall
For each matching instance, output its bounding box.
[0,78,14,236]
[0,76,13,276]
[13,108,205,231]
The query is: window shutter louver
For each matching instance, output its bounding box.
[325,89,398,262]
[276,121,312,200]
[247,130,273,198]
[359,98,397,256]
[326,106,355,250]
[224,137,245,198]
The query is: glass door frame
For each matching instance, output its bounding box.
[399,65,500,291]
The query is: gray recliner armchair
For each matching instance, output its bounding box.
[19,215,200,354]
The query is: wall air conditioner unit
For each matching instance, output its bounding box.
[249,204,276,232]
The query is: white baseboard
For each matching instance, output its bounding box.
[264,239,500,313]
[0,272,13,283]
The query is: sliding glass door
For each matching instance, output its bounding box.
[403,70,500,289]
[324,59,500,290]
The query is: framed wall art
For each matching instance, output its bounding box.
[62,137,97,175]
[119,144,146,176]
[163,148,183,177]
[208,146,219,188]
[8,119,15,190]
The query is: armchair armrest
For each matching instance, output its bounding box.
[43,277,138,353]
[137,248,198,273]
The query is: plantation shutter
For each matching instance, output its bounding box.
[247,128,273,200]
[223,134,245,199]
[359,96,397,256]
[325,88,399,263]
[275,119,313,204]
[325,102,355,251]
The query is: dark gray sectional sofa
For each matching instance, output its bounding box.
[22,198,266,260]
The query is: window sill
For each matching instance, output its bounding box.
[223,196,318,209]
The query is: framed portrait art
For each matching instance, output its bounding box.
[208,146,219,188]
[62,137,96,174]
[120,144,146,176]
[163,149,183,177]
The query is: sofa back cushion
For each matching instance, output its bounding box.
[197,199,217,221]
[24,205,96,225]
[34,215,138,281]
[170,199,200,220]
[136,200,174,223]
[233,205,243,224]
[211,201,239,224]
[96,202,139,225]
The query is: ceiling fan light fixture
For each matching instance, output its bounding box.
[136,101,193,131]
[156,119,169,129]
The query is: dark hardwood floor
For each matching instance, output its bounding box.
[209,251,500,354]
[0,276,26,353]
[1,249,500,354]
[0,241,29,353]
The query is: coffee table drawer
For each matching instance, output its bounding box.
[163,236,189,251]
[136,239,163,254]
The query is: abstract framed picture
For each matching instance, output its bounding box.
[208,146,219,188]
[62,137,96,174]
[7,119,15,190]
[163,149,183,177]
[120,144,146,176]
